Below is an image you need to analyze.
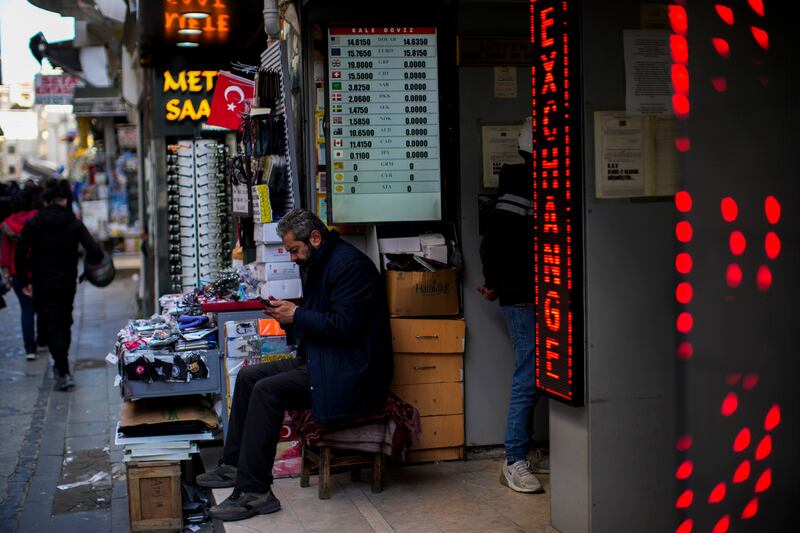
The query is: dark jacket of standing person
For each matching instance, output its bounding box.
[292,231,393,423]
[480,162,535,306]
[14,201,103,292]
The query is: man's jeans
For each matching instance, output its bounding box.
[501,303,540,463]
[12,277,36,354]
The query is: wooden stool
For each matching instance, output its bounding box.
[300,437,384,499]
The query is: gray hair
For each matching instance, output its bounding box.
[276,208,329,242]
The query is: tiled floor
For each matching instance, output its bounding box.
[213,458,551,533]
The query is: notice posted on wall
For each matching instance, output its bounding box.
[623,30,672,115]
[594,111,679,198]
[594,112,647,198]
[327,27,442,224]
[481,124,524,188]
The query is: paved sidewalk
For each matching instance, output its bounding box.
[0,273,138,532]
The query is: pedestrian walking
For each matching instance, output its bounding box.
[14,180,104,391]
[1,186,43,359]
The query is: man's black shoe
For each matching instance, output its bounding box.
[54,372,75,391]
[208,488,281,521]
[196,463,237,488]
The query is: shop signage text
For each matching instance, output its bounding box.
[531,0,584,406]
[164,0,230,45]
[162,70,218,121]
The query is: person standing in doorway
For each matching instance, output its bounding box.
[15,180,104,391]
[478,117,545,493]
[1,186,43,359]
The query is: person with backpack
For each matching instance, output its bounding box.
[1,186,43,359]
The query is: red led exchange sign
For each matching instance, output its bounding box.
[531,0,583,406]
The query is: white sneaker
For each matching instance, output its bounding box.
[26,352,36,361]
[500,460,544,493]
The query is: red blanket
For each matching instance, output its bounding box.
[289,394,421,458]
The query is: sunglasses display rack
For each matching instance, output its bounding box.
[167,140,232,292]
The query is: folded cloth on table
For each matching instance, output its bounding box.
[289,394,420,459]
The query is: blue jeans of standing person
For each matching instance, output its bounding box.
[501,303,540,463]
[12,277,37,354]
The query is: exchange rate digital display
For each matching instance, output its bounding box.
[327,27,442,224]
[531,0,584,406]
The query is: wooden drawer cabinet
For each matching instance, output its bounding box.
[392,353,463,385]
[390,318,465,353]
[391,382,463,416]
[390,318,466,462]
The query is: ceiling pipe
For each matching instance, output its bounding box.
[263,0,281,38]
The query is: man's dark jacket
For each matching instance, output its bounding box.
[14,204,103,292]
[293,231,393,423]
[480,162,534,306]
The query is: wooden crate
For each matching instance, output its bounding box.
[127,461,182,533]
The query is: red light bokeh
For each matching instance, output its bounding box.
[676,282,693,304]
[764,196,781,224]
[726,264,743,288]
[675,190,692,212]
[751,26,769,50]
[754,468,772,493]
[714,5,734,25]
[755,435,772,460]
[677,312,694,334]
[764,404,780,431]
[729,231,746,256]
[708,482,726,503]
[733,460,751,483]
[741,497,759,519]
[720,197,738,222]
[677,342,694,360]
[676,435,693,451]
[676,221,693,242]
[756,265,772,292]
[712,38,731,58]
[721,392,738,416]
[747,0,765,16]
[733,428,751,452]
[712,515,730,533]
[764,232,781,259]
[676,489,694,509]
[676,252,693,274]
[676,459,693,480]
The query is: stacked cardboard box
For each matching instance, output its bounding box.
[379,234,465,462]
[248,222,303,300]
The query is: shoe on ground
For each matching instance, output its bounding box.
[26,352,37,361]
[208,488,281,521]
[53,372,75,391]
[196,463,238,488]
[500,460,544,493]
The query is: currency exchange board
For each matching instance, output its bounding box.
[327,27,442,223]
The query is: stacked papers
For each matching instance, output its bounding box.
[116,421,215,463]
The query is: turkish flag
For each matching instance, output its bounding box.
[207,71,255,130]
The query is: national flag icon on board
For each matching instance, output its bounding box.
[331,59,341,68]
[333,162,345,170]
[333,127,343,135]
[331,92,342,102]
[331,48,341,56]
[335,185,344,193]
[331,71,341,79]
[330,36,339,44]
[332,116,343,124]
[333,150,344,159]
[332,82,342,90]
[333,138,343,147]
[332,104,342,113]
[334,173,344,181]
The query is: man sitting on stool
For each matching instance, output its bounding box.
[199,209,393,522]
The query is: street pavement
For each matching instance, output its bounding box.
[0,272,138,532]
